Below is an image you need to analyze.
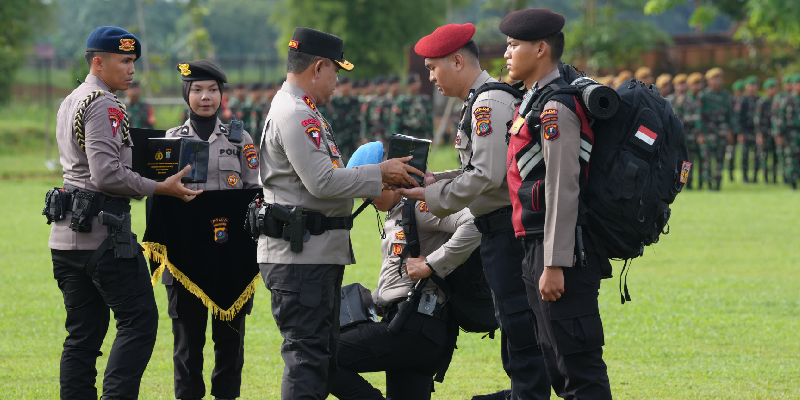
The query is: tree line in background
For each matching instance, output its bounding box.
[2,0,800,105]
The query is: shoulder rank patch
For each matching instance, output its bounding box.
[419,202,429,212]
[509,116,525,135]
[395,231,405,240]
[543,123,559,141]
[306,126,322,148]
[392,243,404,256]
[476,118,492,136]
[541,109,558,119]
[303,95,317,111]
[244,144,259,169]
[211,217,229,243]
[302,118,320,127]
[119,39,136,52]
[107,108,124,137]
[227,174,239,187]
[332,159,341,169]
[680,161,692,183]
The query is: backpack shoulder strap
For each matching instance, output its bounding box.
[459,82,524,138]
[401,201,420,259]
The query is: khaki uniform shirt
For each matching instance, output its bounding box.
[165,118,260,190]
[425,71,518,218]
[257,82,383,265]
[373,199,481,307]
[538,68,583,267]
[49,74,158,250]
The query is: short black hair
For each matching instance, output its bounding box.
[543,31,564,62]
[287,50,330,74]
[457,40,480,62]
[84,51,107,67]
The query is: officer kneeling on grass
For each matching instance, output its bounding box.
[255,27,424,399]
[330,142,481,400]
[161,59,260,400]
[44,26,201,400]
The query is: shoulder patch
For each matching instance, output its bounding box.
[243,143,259,169]
[541,115,558,124]
[473,106,492,117]
[543,123,559,141]
[541,108,558,119]
[303,95,317,111]
[476,118,492,137]
[302,118,320,127]
[418,202,429,213]
[107,108,124,137]
[392,243,404,256]
[306,126,322,148]
[395,231,405,240]
[181,126,190,135]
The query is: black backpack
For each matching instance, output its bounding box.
[400,201,498,336]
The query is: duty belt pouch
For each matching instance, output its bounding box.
[69,190,97,232]
[339,283,379,330]
[43,188,69,224]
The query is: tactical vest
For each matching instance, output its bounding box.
[507,76,595,238]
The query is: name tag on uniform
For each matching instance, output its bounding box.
[509,117,525,135]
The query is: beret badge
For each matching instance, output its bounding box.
[178,64,191,76]
[118,38,136,52]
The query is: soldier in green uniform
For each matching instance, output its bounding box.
[360,76,392,144]
[780,75,800,189]
[249,83,269,144]
[227,83,252,128]
[124,81,155,128]
[729,79,746,180]
[734,76,760,182]
[326,76,361,160]
[698,67,733,190]
[756,77,780,184]
[771,75,794,184]
[732,79,744,99]
[670,73,703,189]
[392,74,434,140]
[687,72,711,189]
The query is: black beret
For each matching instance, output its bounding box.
[500,8,565,41]
[265,82,276,90]
[176,60,227,83]
[373,76,385,85]
[86,26,141,61]
[388,75,400,84]
[249,82,262,91]
[361,78,372,86]
[338,76,351,84]
[289,27,354,71]
[351,79,362,89]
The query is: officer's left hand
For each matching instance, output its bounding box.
[540,266,565,301]
[405,257,433,281]
[396,186,425,201]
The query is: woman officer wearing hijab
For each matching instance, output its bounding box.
[162,59,260,400]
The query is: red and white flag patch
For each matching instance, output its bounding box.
[634,125,658,146]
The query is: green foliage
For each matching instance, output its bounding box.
[564,2,671,73]
[0,0,51,105]
[274,0,449,77]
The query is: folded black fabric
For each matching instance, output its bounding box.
[143,189,261,320]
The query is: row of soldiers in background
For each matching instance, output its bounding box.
[122,74,434,162]
[593,66,799,191]
[326,74,433,159]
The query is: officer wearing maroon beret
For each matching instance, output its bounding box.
[397,23,551,400]
[502,8,613,399]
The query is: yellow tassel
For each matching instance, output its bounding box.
[141,241,259,321]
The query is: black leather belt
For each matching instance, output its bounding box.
[304,210,353,235]
[474,205,514,234]
[63,184,131,215]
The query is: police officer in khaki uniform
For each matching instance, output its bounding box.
[398,23,551,400]
[330,143,482,400]
[503,9,612,399]
[257,27,423,399]
[161,59,259,400]
[47,26,201,400]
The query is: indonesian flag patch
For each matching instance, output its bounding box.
[632,125,659,152]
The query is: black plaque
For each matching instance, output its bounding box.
[130,128,166,177]
[387,134,431,185]
[146,137,210,183]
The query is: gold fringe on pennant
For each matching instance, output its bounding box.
[142,241,260,321]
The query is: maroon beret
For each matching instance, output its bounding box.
[500,8,565,41]
[414,23,476,58]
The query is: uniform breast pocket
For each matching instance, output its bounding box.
[219,156,242,189]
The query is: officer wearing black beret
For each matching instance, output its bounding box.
[48,26,200,400]
[161,59,260,400]
[258,27,421,399]
[502,9,613,399]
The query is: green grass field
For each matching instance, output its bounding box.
[1,148,798,399]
